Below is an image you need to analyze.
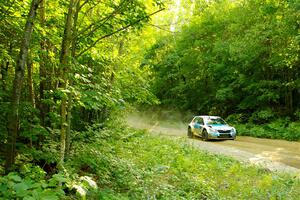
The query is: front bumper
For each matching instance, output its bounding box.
[208,132,236,139]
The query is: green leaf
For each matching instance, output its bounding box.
[48,174,67,187]
[8,174,22,182]
[39,190,59,200]
[24,197,35,200]
[14,182,29,197]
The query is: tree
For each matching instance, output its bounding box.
[144,0,300,121]
[0,0,164,173]
[6,0,41,173]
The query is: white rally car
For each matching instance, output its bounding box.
[187,116,236,140]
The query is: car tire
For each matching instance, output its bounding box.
[188,127,193,138]
[202,129,208,141]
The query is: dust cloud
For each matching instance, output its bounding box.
[126,108,191,137]
[126,108,300,172]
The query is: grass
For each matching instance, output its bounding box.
[1,123,299,199]
[67,125,300,199]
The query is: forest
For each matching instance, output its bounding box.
[144,0,300,140]
[0,0,299,199]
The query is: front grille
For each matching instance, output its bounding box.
[218,130,231,133]
[218,134,231,138]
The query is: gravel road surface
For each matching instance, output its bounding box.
[127,113,300,176]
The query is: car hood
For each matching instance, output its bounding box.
[208,124,232,130]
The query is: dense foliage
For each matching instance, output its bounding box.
[0,0,162,173]
[1,125,299,199]
[144,0,300,123]
[235,121,300,141]
[1,0,299,198]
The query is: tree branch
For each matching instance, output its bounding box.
[79,0,89,10]
[147,22,177,33]
[76,0,128,39]
[76,8,165,58]
[76,0,106,30]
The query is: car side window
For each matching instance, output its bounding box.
[198,118,204,125]
[194,117,203,125]
[192,117,197,123]
[193,117,198,124]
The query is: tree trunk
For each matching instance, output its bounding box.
[71,0,80,58]
[39,0,54,128]
[0,62,7,91]
[27,52,36,108]
[65,0,80,158]
[58,0,76,168]
[27,52,36,148]
[65,93,72,158]
[5,0,41,173]
[39,0,48,127]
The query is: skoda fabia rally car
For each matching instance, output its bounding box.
[187,116,236,140]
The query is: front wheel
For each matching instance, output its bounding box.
[187,127,193,138]
[202,129,208,141]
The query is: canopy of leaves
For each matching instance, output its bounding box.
[144,0,300,121]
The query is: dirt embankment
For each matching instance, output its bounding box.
[126,111,300,176]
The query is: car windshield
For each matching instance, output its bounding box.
[206,118,226,125]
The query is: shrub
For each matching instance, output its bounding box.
[249,109,276,124]
[66,124,300,199]
[236,119,300,141]
[0,165,65,200]
[226,113,248,124]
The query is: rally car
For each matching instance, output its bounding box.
[187,116,236,140]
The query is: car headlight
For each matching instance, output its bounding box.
[230,128,236,133]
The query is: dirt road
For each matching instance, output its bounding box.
[126,112,300,176]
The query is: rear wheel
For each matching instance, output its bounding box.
[187,127,193,138]
[202,129,208,141]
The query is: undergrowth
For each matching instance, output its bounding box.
[1,121,299,199]
[234,120,300,141]
[66,121,300,199]
[225,114,300,141]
